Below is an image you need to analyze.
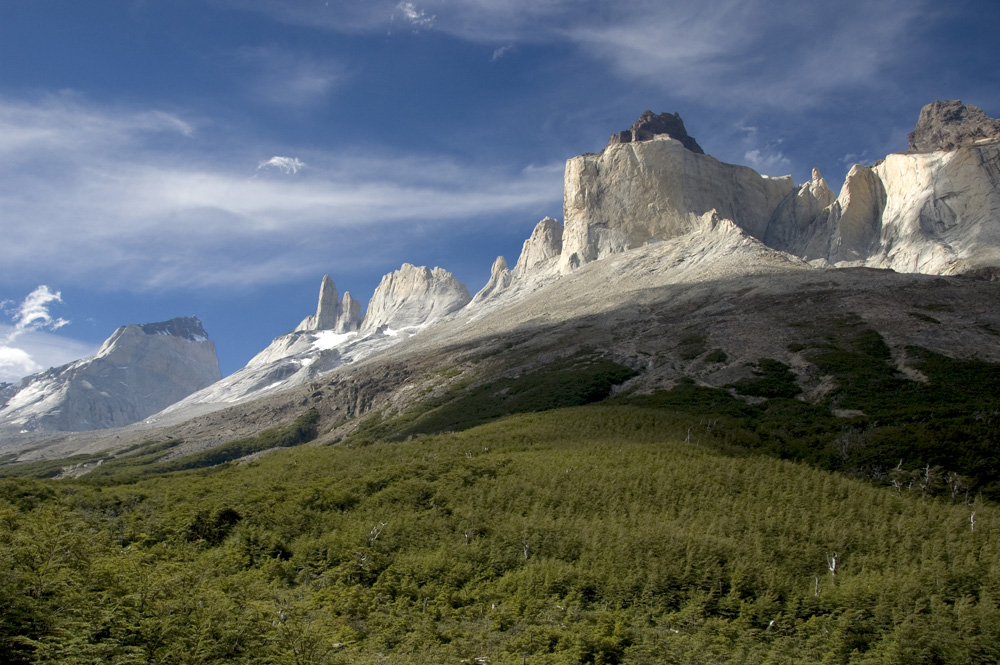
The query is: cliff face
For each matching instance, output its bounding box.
[0,317,220,433]
[556,101,1000,276]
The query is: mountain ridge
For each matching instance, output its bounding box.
[3,100,1000,466]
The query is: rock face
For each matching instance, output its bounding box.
[908,100,1000,153]
[558,105,1000,276]
[607,110,705,154]
[362,264,471,333]
[295,275,363,333]
[471,256,513,305]
[514,217,564,277]
[761,102,1000,274]
[0,316,220,433]
[561,129,794,271]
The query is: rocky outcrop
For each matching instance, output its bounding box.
[0,316,220,433]
[607,110,705,154]
[867,146,1000,273]
[471,256,513,305]
[762,103,1000,274]
[295,275,363,333]
[361,264,471,333]
[908,100,1000,153]
[763,168,837,252]
[560,128,794,271]
[514,217,564,277]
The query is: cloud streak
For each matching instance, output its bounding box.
[236,47,346,107]
[257,156,306,174]
[221,0,930,110]
[0,96,563,291]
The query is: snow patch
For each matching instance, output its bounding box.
[312,330,356,350]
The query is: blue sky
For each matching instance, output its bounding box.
[1,0,998,381]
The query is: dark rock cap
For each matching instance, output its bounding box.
[139,316,209,341]
[608,110,705,154]
[907,100,1000,153]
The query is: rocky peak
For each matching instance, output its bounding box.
[337,292,363,332]
[361,263,471,333]
[514,217,564,277]
[607,110,705,154]
[314,275,340,330]
[907,100,1000,153]
[471,256,513,305]
[295,275,364,333]
[1,316,220,432]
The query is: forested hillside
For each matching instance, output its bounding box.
[3,406,998,664]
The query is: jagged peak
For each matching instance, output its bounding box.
[907,100,1000,153]
[607,110,705,154]
[514,217,564,278]
[360,263,471,334]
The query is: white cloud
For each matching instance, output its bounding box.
[0,95,563,291]
[257,156,306,174]
[0,346,41,383]
[396,2,435,29]
[491,45,512,61]
[0,287,93,383]
[0,328,99,383]
[2,285,69,343]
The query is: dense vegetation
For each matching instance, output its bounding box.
[3,317,1000,663]
[2,406,999,664]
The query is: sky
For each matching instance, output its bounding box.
[1,0,998,382]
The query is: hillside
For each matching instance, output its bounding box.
[2,407,998,664]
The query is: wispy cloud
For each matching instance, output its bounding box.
[236,47,346,107]
[257,156,306,174]
[0,95,563,291]
[396,2,435,29]
[222,0,929,110]
[491,45,512,61]
[564,0,929,110]
[2,285,69,343]
[0,286,88,383]
[744,148,791,174]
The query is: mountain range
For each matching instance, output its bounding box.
[2,99,1000,473]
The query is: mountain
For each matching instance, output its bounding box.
[0,316,219,437]
[144,264,471,423]
[3,100,1000,471]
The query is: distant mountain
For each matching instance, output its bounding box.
[0,316,220,436]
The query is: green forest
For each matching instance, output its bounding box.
[3,401,999,664]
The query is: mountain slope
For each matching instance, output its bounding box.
[0,316,219,437]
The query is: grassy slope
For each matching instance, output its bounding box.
[2,406,999,664]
